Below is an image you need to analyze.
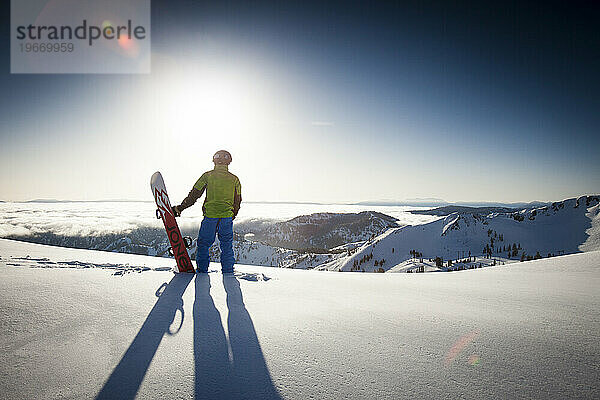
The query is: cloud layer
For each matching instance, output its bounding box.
[0,201,437,238]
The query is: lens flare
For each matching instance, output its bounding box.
[102,20,114,36]
[444,330,479,366]
[118,36,139,57]
[118,36,133,49]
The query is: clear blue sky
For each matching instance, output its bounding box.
[1,1,599,203]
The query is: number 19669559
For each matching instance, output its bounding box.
[20,42,74,52]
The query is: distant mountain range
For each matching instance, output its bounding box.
[236,211,399,251]
[410,205,517,216]
[354,199,549,208]
[3,195,599,272]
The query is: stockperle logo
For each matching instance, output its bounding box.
[11,0,151,74]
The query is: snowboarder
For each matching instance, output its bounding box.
[172,150,242,274]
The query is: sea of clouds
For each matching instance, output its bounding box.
[0,201,438,239]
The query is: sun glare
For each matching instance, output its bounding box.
[136,57,294,199]
[162,70,252,148]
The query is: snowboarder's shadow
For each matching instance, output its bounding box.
[96,272,281,400]
[194,274,281,399]
[96,273,194,400]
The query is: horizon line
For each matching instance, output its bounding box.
[1,194,598,206]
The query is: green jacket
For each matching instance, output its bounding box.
[178,165,242,218]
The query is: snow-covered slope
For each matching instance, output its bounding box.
[580,200,600,252]
[386,255,511,273]
[319,195,600,272]
[0,239,599,399]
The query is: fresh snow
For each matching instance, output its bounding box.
[1,238,599,399]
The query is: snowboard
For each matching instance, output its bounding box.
[150,171,195,273]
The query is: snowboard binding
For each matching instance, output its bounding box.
[167,236,193,256]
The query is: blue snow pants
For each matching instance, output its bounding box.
[196,217,235,273]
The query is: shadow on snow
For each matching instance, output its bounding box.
[96,273,280,399]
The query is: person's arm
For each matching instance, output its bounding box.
[232,178,242,219]
[172,174,207,216]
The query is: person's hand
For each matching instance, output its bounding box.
[172,205,181,217]
[232,213,236,221]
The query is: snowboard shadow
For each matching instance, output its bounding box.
[194,274,281,399]
[96,273,194,400]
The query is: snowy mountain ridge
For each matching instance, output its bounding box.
[235,211,399,251]
[316,195,600,272]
